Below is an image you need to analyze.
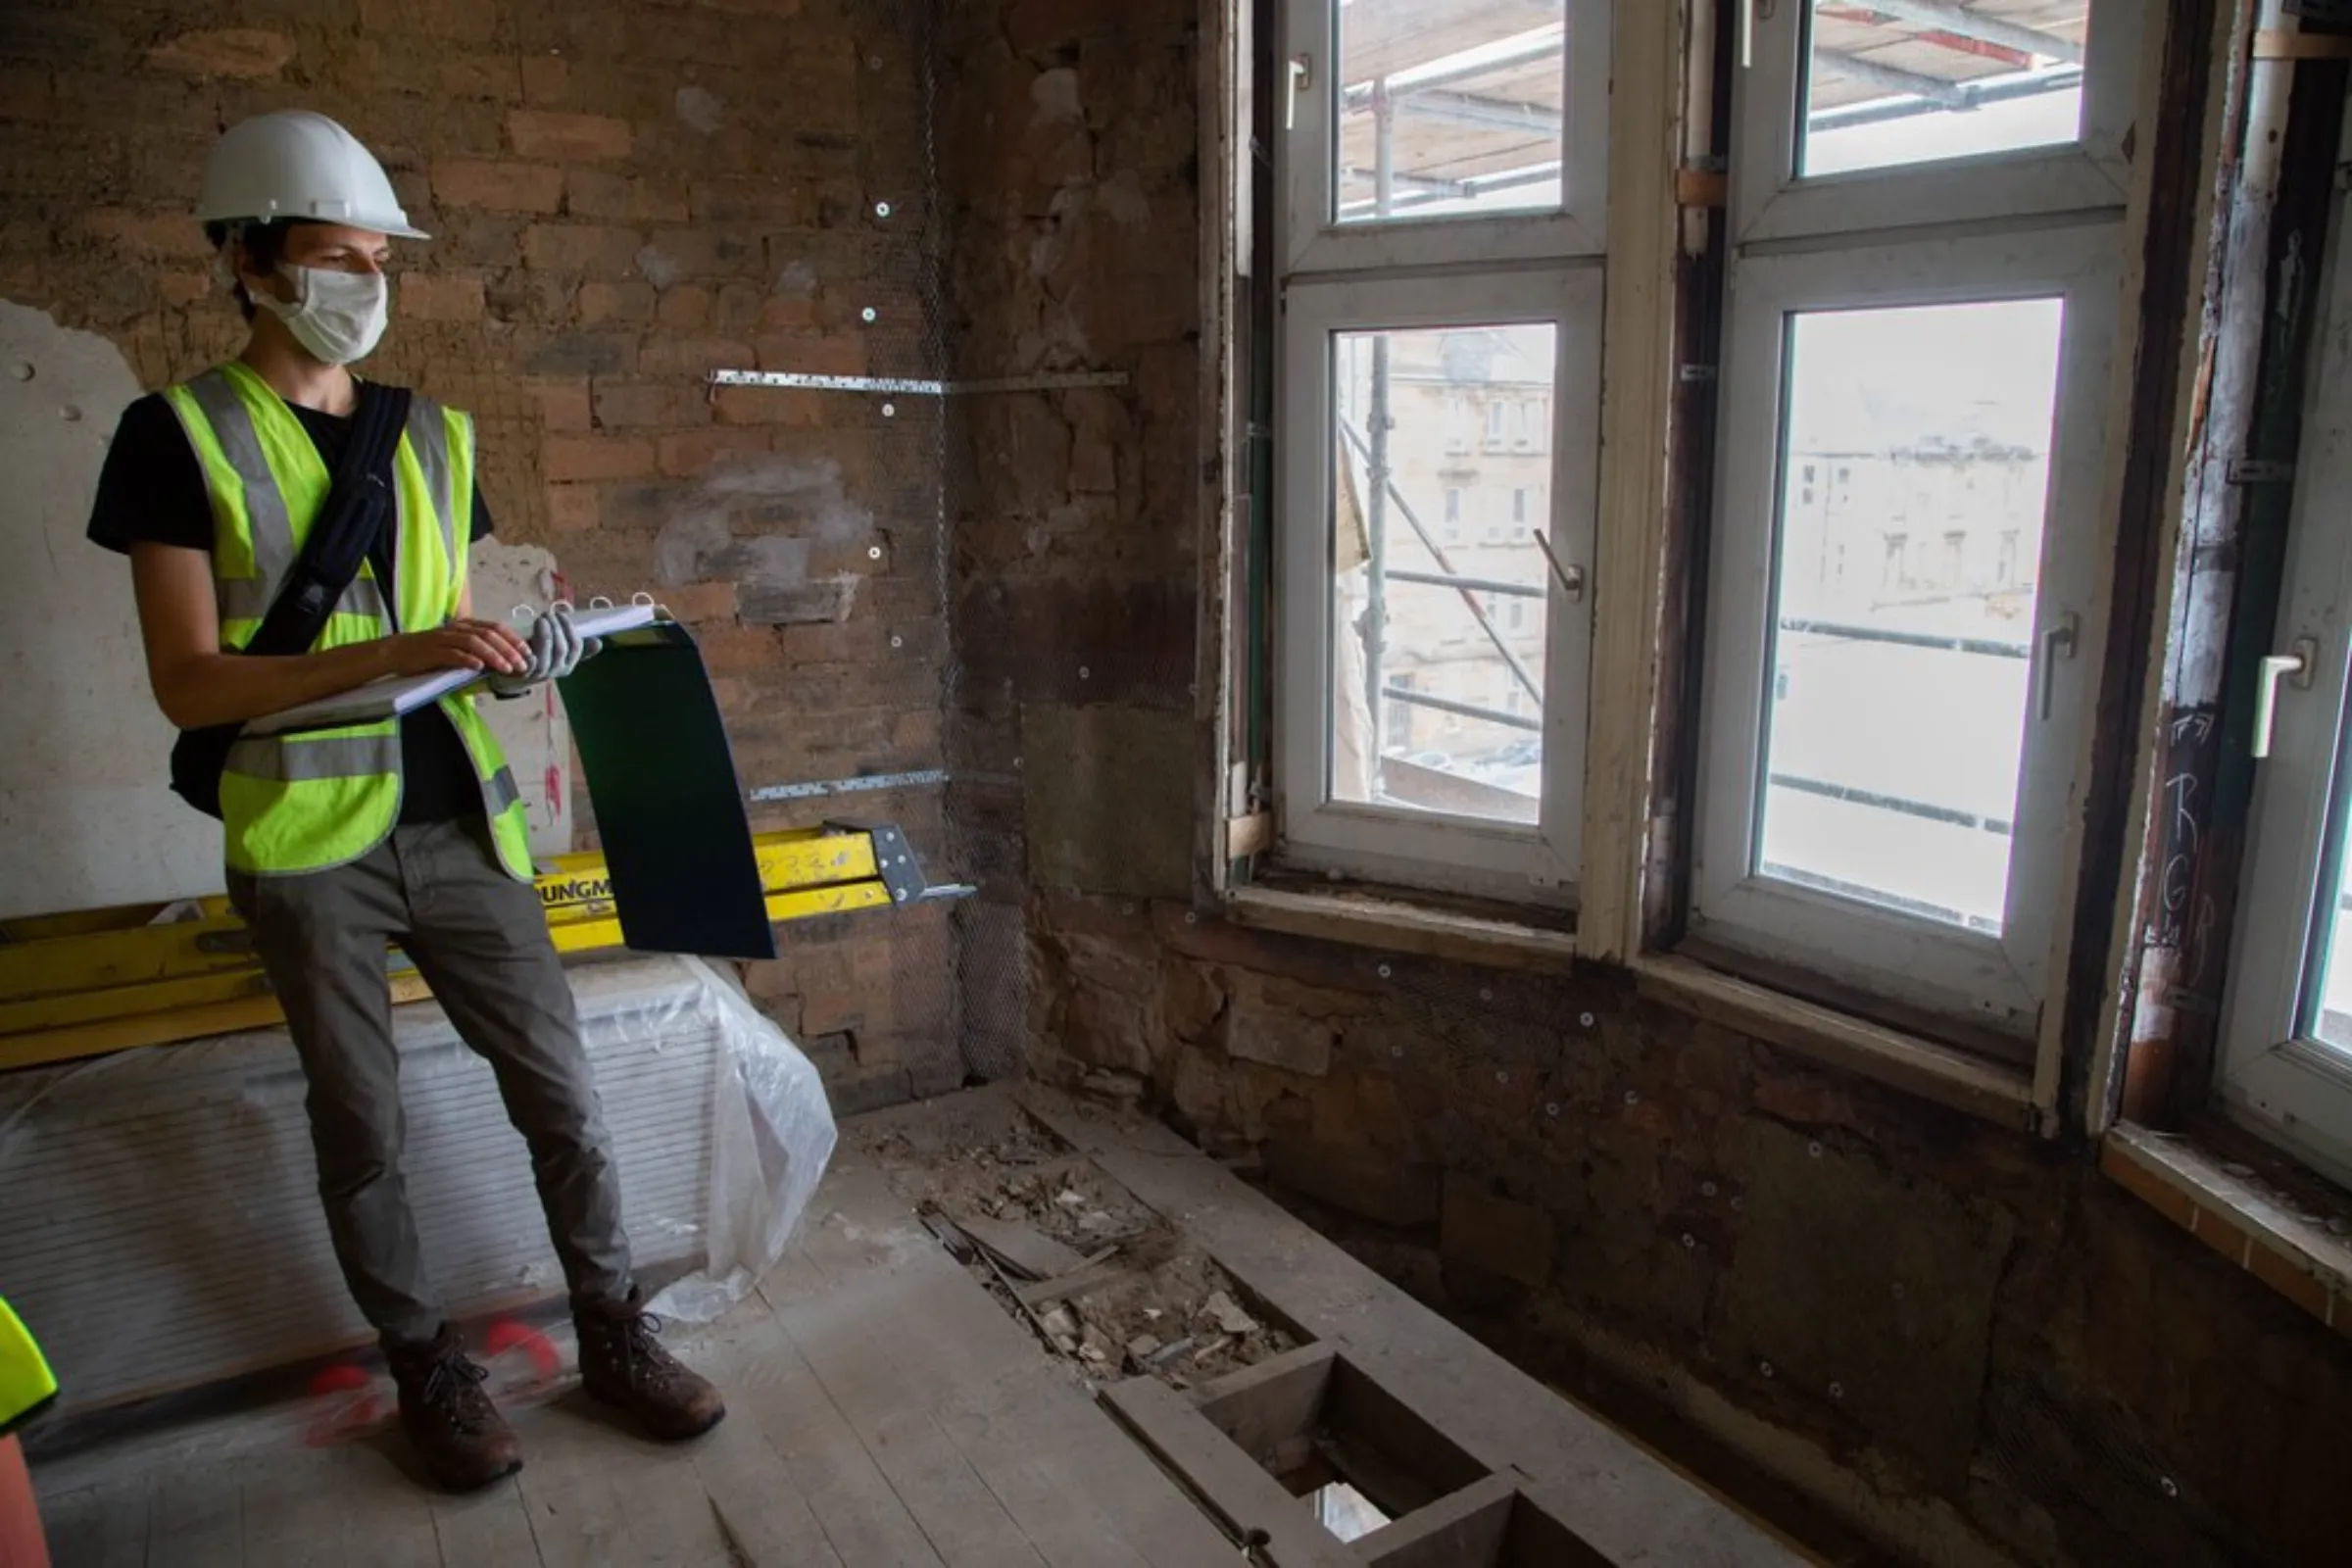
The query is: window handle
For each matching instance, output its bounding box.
[2038,612,2079,723]
[1533,529,1586,603]
[2253,637,2318,760]
[1739,0,1757,69]
[1287,54,1310,131]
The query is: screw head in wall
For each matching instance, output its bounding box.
[1579,1011,1595,1027]
[868,545,883,560]
[2160,1478,2179,1499]
[861,307,879,322]
[1185,911,1198,924]
[1680,1233,1695,1250]
[1494,1071,1508,1085]
[882,402,897,417]
[1808,1141,1824,1158]
[1391,1046,1403,1059]
[1730,1196,1743,1211]
[1701,1181,1717,1198]
[1479,988,1493,1002]
[1544,1102,1560,1117]
[1624,1090,1639,1105]
[867,54,884,69]
[1078,665,1090,680]
[1829,1382,1843,1400]
[875,201,893,218]
[1759,1360,1775,1379]
[1377,963,1392,979]
[890,635,904,649]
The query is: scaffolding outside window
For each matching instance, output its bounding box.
[1274,0,1607,899]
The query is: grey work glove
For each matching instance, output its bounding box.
[489,605,601,698]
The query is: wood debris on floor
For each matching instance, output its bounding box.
[847,1099,1300,1388]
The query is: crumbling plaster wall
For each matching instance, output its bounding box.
[936,3,2352,1564]
[0,0,957,1103]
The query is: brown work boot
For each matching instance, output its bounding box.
[574,1295,725,1442]
[385,1326,522,1493]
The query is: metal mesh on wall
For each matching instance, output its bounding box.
[743,0,1031,1093]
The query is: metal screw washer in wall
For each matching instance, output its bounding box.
[875,201,893,218]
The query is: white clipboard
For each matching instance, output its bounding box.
[246,601,662,736]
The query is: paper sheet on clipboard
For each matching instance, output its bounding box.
[246,603,662,735]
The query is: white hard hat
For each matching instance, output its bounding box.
[197,110,427,240]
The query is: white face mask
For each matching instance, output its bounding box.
[254,265,389,366]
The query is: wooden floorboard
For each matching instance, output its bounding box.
[1024,1086,1806,1567]
[788,1161,1235,1568]
[149,1467,246,1568]
[425,1479,545,1568]
[24,1112,1260,1568]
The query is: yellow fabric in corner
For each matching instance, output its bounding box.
[0,1298,56,1437]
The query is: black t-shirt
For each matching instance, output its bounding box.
[87,392,496,825]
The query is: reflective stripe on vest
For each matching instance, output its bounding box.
[0,1297,55,1437]
[162,364,534,881]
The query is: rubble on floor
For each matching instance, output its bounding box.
[846,1103,1298,1388]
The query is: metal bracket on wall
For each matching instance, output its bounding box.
[822,819,973,905]
[749,768,950,803]
[709,368,1131,396]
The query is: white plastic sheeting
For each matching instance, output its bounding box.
[0,956,833,1422]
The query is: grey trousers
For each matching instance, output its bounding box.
[228,817,634,1348]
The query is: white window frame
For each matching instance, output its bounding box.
[2221,141,2352,1190]
[1734,2,2144,247]
[1282,0,1612,274]
[1270,0,1612,904]
[1276,268,1603,897]
[1690,1,2135,1042]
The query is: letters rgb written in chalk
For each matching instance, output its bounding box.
[247,601,663,735]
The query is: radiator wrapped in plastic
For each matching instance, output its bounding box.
[0,955,833,1427]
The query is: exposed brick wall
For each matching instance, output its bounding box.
[0,0,956,1090]
[936,4,2352,1565]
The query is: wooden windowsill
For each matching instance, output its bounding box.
[1632,954,2042,1133]
[2102,1122,2352,1339]
[1224,884,1578,970]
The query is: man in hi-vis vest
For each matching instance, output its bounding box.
[85,111,723,1493]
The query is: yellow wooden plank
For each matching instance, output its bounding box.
[0,976,434,1074]
[0,915,254,1003]
[0,828,884,1004]
[0,968,279,1036]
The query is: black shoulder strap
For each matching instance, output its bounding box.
[241,380,414,657]
[169,380,416,818]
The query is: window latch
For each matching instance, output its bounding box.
[1286,55,1311,132]
[2253,637,2319,760]
[2038,612,2080,723]
[1532,529,1586,603]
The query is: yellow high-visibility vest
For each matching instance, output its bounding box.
[0,1297,54,1436]
[160,362,532,880]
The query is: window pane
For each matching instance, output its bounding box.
[1329,324,1556,825]
[2300,705,2352,1056]
[1801,1,2089,178]
[1757,299,2064,930]
[1335,0,1567,223]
